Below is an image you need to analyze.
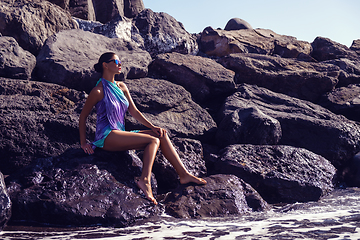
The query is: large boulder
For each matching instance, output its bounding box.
[0,37,36,80]
[350,39,360,56]
[149,52,236,112]
[215,145,336,204]
[219,84,360,168]
[124,0,144,18]
[319,84,360,122]
[0,0,78,55]
[0,172,11,230]
[218,53,339,102]
[92,0,124,23]
[0,78,94,175]
[46,0,96,21]
[35,29,151,93]
[199,27,312,59]
[224,18,252,31]
[311,37,359,62]
[164,174,269,218]
[133,9,198,57]
[124,78,217,141]
[6,148,161,227]
[323,58,360,87]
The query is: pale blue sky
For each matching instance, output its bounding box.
[142,0,359,47]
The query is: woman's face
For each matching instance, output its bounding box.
[104,55,122,74]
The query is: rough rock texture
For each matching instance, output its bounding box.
[219,84,360,168]
[216,145,336,203]
[152,138,207,192]
[323,58,360,87]
[0,37,36,80]
[124,0,144,18]
[319,84,360,122]
[164,174,269,218]
[350,39,360,56]
[224,18,252,31]
[216,107,282,148]
[6,148,161,227]
[0,0,78,55]
[218,53,339,102]
[92,0,124,24]
[35,29,151,93]
[199,27,312,58]
[133,9,198,57]
[311,37,360,62]
[0,172,11,230]
[47,0,96,21]
[124,78,217,141]
[0,78,94,175]
[149,52,236,112]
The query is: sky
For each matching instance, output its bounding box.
[142,0,359,47]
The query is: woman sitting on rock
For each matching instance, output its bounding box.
[79,52,207,205]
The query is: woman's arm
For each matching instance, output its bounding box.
[79,86,103,154]
[119,82,166,137]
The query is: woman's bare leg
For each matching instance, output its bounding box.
[103,130,159,204]
[138,130,207,185]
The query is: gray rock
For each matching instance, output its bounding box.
[225,18,253,31]
[124,0,144,18]
[319,83,360,122]
[218,53,339,102]
[350,39,360,56]
[311,37,359,62]
[164,174,269,218]
[35,29,151,93]
[0,172,11,230]
[220,84,360,168]
[0,0,78,55]
[124,78,217,141]
[0,37,36,80]
[216,145,336,203]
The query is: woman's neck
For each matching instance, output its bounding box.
[101,72,115,83]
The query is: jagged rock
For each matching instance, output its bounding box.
[124,78,217,141]
[0,172,11,230]
[164,174,269,218]
[6,148,161,227]
[216,107,282,148]
[124,0,144,18]
[35,29,151,93]
[199,27,311,59]
[151,138,207,192]
[219,84,360,168]
[133,9,198,57]
[149,52,236,112]
[323,58,360,87]
[215,145,336,204]
[319,83,360,122]
[224,18,253,31]
[0,37,36,80]
[47,0,96,21]
[350,39,360,56]
[92,0,124,23]
[0,0,77,55]
[311,37,359,62]
[218,53,339,102]
[0,78,94,175]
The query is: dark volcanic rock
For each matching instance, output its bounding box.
[323,58,360,87]
[319,84,360,122]
[224,18,253,31]
[0,78,94,174]
[0,37,36,80]
[219,84,360,168]
[35,29,151,93]
[0,0,77,55]
[350,39,360,56]
[6,148,161,227]
[199,27,311,59]
[216,145,336,203]
[311,37,359,62]
[92,0,124,24]
[218,53,339,102]
[0,172,11,230]
[149,52,236,111]
[124,0,144,18]
[124,78,217,141]
[164,174,269,218]
[133,9,198,57]
[47,0,96,21]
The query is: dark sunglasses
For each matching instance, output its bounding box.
[106,59,121,65]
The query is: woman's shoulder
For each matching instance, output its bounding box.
[88,84,104,102]
[116,81,129,92]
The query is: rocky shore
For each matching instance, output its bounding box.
[0,0,360,229]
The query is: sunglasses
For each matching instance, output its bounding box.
[106,59,121,65]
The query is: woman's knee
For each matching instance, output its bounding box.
[149,136,160,147]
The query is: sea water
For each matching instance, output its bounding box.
[1,188,360,240]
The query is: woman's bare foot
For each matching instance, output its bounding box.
[179,173,207,185]
[135,177,158,205]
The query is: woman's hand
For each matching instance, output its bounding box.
[151,126,166,138]
[81,143,94,155]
